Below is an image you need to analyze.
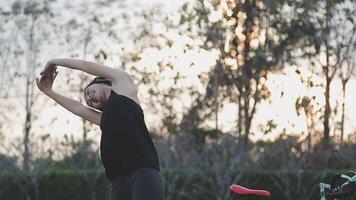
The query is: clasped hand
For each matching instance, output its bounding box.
[35,61,58,94]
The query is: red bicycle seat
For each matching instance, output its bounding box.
[230,184,271,197]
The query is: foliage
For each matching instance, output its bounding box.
[289,0,356,142]
[0,0,356,199]
[176,0,333,145]
[1,168,356,200]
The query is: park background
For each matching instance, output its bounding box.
[0,0,355,199]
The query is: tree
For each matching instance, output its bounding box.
[334,1,356,142]
[119,5,201,135]
[319,0,341,142]
[289,0,354,143]
[3,133,55,200]
[179,0,316,144]
[0,1,61,199]
[3,0,57,173]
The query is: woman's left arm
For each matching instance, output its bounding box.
[41,58,128,83]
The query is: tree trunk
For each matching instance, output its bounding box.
[237,95,242,140]
[323,77,331,142]
[305,111,312,149]
[214,63,219,131]
[322,0,334,144]
[23,16,35,173]
[23,113,31,173]
[244,91,250,145]
[81,29,91,141]
[241,0,253,145]
[340,80,346,143]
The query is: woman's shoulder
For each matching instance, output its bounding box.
[110,89,142,111]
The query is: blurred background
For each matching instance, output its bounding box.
[0,0,355,199]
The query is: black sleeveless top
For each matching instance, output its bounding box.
[99,90,160,181]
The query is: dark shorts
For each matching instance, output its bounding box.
[108,167,164,200]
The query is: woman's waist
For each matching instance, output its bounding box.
[110,167,161,183]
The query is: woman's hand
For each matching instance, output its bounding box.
[40,60,57,79]
[36,70,58,95]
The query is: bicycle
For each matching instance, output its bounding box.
[230,172,356,200]
[229,172,356,199]
[319,172,356,200]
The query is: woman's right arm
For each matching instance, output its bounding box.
[36,71,101,126]
[46,90,102,126]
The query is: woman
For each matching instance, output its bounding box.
[36,58,164,200]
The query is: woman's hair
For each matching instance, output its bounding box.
[85,76,112,90]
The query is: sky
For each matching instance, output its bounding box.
[1,0,355,148]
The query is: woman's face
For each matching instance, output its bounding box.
[84,84,108,110]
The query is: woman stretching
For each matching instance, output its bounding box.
[36,58,164,200]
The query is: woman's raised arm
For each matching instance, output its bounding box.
[35,71,102,126]
[44,90,102,126]
[41,58,129,83]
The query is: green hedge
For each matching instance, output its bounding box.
[0,170,107,200]
[0,169,355,200]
